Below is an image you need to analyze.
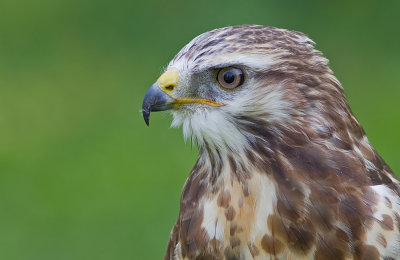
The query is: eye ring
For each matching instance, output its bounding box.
[216,67,245,90]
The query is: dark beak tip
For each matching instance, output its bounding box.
[142,109,150,126]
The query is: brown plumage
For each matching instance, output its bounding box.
[142,25,400,260]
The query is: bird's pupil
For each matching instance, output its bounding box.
[223,71,235,84]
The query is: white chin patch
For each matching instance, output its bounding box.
[171,108,247,155]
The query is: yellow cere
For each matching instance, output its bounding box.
[157,70,179,92]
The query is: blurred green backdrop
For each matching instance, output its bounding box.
[0,0,399,259]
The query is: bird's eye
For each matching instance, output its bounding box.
[216,67,245,89]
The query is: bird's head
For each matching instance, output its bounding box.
[143,25,354,161]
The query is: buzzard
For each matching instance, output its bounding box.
[142,25,400,260]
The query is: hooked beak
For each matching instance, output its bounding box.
[142,70,224,126]
[142,82,175,126]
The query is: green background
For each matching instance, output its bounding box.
[1,0,399,259]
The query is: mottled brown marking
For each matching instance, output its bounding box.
[179,207,207,258]
[315,228,351,260]
[379,214,394,231]
[395,213,400,231]
[261,234,284,256]
[363,187,379,210]
[315,243,344,260]
[217,190,231,208]
[276,197,303,222]
[225,206,236,221]
[268,214,289,242]
[210,237,222,250]
[226,225,235,238]
[329,136,352,150]
[384,196,392,209]
[378,233,387,248]
[230,237,241,248]
[309,184,340,204]
[363,245,380,260]
[268,213,316,254]
[286,223,315,254]
[358,141,376,161]
[223,246,240,260]
[308,202,336,231]
[338,193,369,241]
[248,243,259,257]
[194,252,222,260]
[336,228,350,244]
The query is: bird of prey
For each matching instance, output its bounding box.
[142,25,400,260]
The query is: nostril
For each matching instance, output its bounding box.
[165,85,174,91]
